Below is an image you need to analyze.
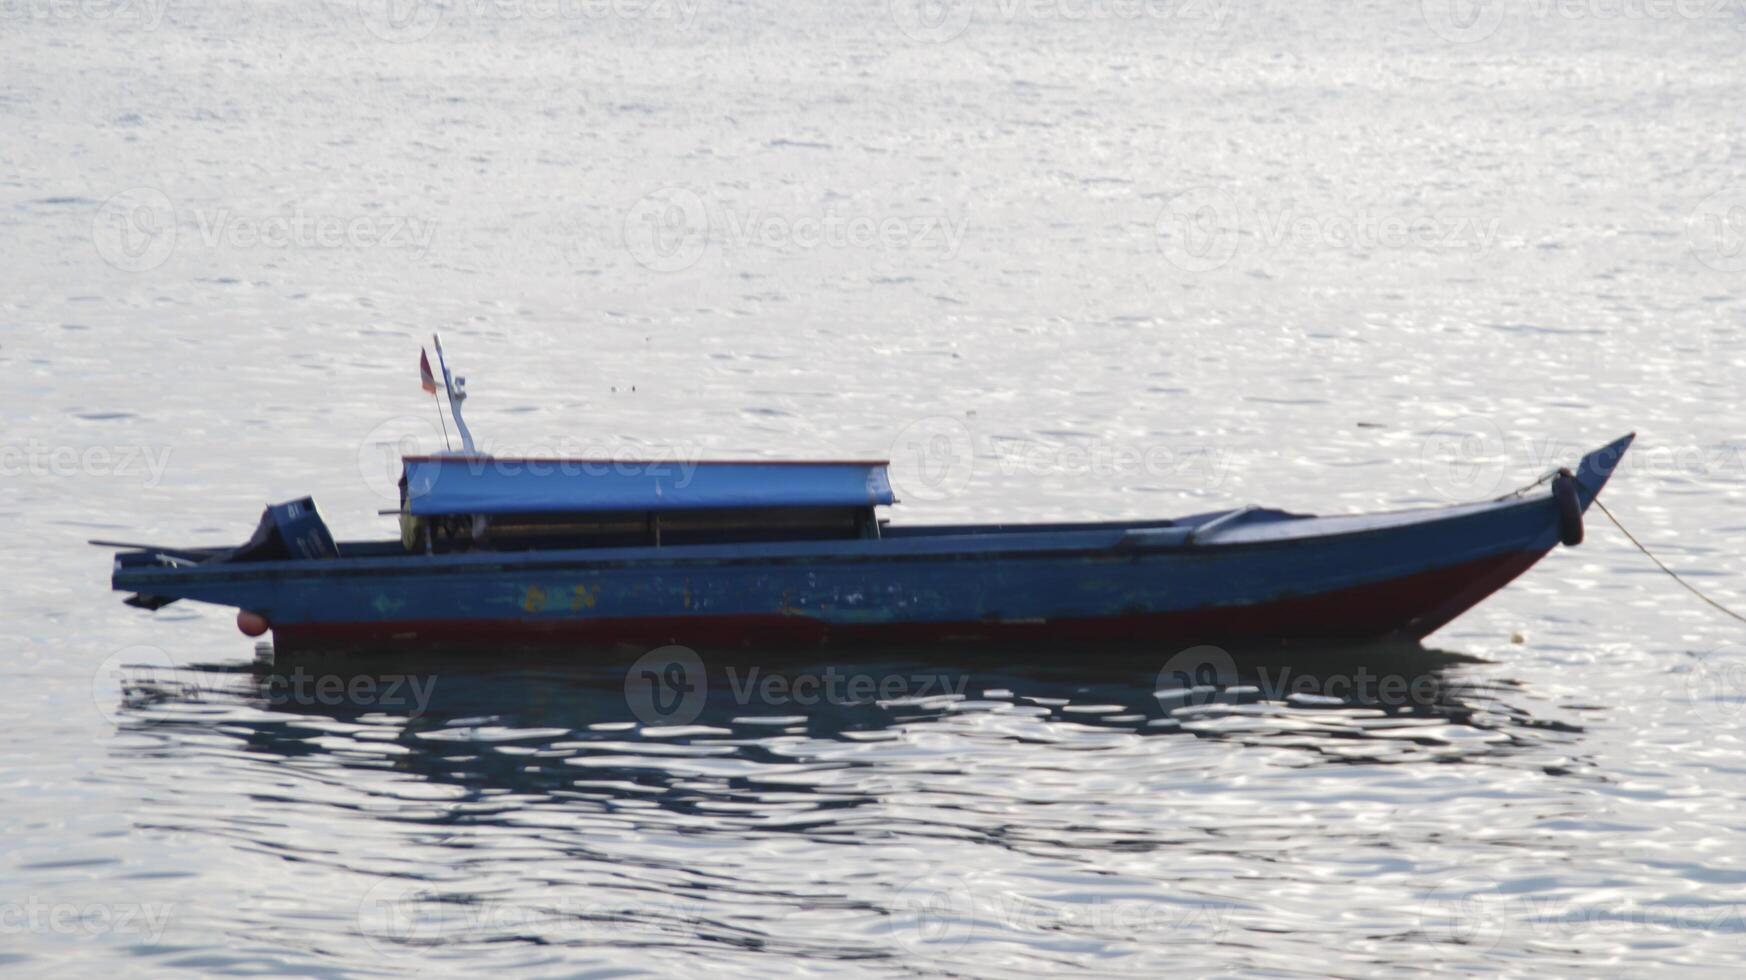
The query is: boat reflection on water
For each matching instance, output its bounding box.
[95,642,1584,965]
[107,642,1567,788]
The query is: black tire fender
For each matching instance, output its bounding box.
[1553,468,1584,547]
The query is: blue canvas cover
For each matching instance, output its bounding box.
[403,456,895,517]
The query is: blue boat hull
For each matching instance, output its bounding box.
[109,436,1633,655]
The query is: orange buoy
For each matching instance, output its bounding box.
[237,610,270,637]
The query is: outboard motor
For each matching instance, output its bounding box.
[224,497,341,563]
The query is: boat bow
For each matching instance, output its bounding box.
[1571,432,1636,508]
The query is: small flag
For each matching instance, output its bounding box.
[420,349,438,394]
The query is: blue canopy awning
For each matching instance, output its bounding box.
[403,456,895,517]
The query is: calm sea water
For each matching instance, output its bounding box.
[4,1,1745,975]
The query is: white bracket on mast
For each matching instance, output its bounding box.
[431,333,479,455]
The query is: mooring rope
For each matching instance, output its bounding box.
[1593,498,1746,626]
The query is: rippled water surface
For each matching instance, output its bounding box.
[5,1,1746,975]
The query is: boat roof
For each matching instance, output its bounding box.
[402,455,895,517]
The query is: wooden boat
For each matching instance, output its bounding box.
[102,340,1635,655]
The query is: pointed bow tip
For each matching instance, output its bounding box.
[1575,432,1636,497]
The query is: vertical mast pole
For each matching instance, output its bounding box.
[432,333,477,454]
